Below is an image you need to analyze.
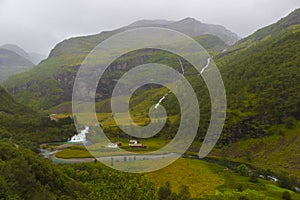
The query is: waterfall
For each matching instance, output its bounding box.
[155,96,166,109]
[154,59,184,109]
[69,126,89,143]
[179,58,184,75]
[200,57,211,75]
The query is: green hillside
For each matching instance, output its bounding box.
[216,9,300,144]
[0,10,300,200]
[0,86,76,149]
[3,20,229,110]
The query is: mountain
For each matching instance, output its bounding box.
[128,19,174,27]
[1,44,46,65]
[3,9,299,129]
[206,9,300,176]
[168,17,239,45]
[1,44,30,60]
[124,8,300,141]
[102,9,300,177]
[3,18,233,110]
[217,8,300,127]
[0,48,34,82]
[128,17,240,45]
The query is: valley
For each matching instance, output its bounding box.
[0,6,299,200]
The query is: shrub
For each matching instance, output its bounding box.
[237,164,249,176]
[158,181,172,200]
[282,191,292,200]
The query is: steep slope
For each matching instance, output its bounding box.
[118,9,300,178]
[0,48,34,82]
[88,9,300,146]
[204,9,300,177]
[3,18,233,110]
[223,8,300,57]
[0,86,75,149]
[217,9,300,134]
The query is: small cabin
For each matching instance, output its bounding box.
[129,140,146,148]
[129,140,139,146]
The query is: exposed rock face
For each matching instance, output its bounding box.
[7,51,153,107]
[54,52,152,102]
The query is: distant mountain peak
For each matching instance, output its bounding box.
[178,17,201,24]
[1,44,30,59]
[0,44,45,65]
[126,17,239,45]
[0,48,34,82]
[128,19,173,27]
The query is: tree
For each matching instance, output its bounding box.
[178,185,191,200]
[249,174,258,183]
[237,184,243,192]
[158,181,172,200]
[285,117,297,129]
[236,164,249,176]
[282,191,292,200]
[168,193,178,200]
[279,172,292,189]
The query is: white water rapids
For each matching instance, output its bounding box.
[68,126,89,143]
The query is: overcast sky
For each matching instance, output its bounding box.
[1,0,300,55]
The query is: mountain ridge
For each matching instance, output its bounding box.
[0,48,34,82]
[127,17,240,45]
[3,18,234,109]
[1,44,46,65]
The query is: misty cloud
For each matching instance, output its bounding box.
[0,0,299,55]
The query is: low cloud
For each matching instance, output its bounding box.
[0,0,299,55]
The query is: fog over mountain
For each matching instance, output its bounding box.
[0,44,46,65]
[0,0,300,55]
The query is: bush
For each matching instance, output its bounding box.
[282,191,292,200]
[237,184,243,192]
[236,164,249,176]
[285,117,297,129]
[239,196,249,200]
[279,172,292,189]
[158,181,172,200]
[249,175,259,183]
[178,185,191,200]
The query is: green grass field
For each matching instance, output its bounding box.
[55,137,170,158]
[53,143,300,199]
[212,124,300,178]
[146,158,300,199]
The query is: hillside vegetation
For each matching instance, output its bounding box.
[3,19,231,110]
